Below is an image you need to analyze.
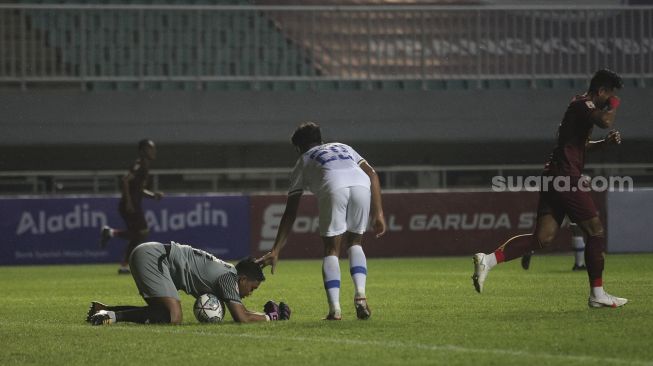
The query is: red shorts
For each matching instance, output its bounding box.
[119,202,148,232]
[537,176,598,224]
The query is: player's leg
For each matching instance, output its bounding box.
[118,210,149,274]
[473,213,560,293]
[560,183,626,307]
[100,203,134,248]
[85,301,145,322]
[141,297,182,324]
[344,232,371,320]
[521,250,535,270]
[473,187,564,293]
[576,216,627,308]
[318,188,349,320]
[569,223,586,270]
[90,242,184,325]
[322,235,343,320]
[89,297,181,325]
[344,186,372,319]
[523,215,573,271]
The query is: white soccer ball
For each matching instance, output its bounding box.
[193,293,225,323]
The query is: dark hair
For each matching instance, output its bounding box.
[138,139,154,151]
[291,122,322,152]
[236,257,265,282]
[588,69,623,93]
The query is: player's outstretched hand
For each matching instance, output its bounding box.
[154,191,164,200]
[279,302,291,320]
[255,250,279,274]
[606,130,622,145]
[264,300,280,320]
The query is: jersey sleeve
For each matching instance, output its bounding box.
[576,99,597,128]
[288,159,304,196]
[128,159,141,174]
[344,144,365,165]
[213,272,242,305]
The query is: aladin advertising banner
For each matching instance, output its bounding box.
[0,194,250,265]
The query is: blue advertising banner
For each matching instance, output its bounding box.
[0,194,250,265]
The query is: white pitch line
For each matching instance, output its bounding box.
[3,321,651,366]
[108,325,653,366]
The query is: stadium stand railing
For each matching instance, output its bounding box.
[1,3,652,90]
[1,164,651,194]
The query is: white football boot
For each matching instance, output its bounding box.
[588,292,628,308]
[472,253,490,293]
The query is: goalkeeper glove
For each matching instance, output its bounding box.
[264,300,280,320]
[279,302,291,320]
[264,300,291,321]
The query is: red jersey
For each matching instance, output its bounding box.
[121,158,150,207]
[544,94,597,177]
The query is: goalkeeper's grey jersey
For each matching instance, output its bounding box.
[166,242,242,304]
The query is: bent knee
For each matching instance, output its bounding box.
[169,314,182,325]
[586,227,605,238]
[580,218,604,237]
[536,233,556,247]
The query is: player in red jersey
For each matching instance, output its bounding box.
[100,139,164,274]
[472,69,627,308]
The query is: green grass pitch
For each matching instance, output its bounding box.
[1,254,652,366]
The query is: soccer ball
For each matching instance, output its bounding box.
[193,293,225,323]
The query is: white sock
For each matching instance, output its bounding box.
[98,310,117,323]
[348,245,367,299]
[572,236,585,266]
[322,255,341,314]
[486,253,498,269]
[591,286,606,298]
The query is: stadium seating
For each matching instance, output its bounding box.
[3,1,650,91]
[19,0,315,90]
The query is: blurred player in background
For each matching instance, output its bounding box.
[87,241,291,325]
[257,122,386,320]
[472,69,628,308]
[100,139,163,274]
[521,217,587,271]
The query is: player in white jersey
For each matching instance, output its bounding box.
[257,122,386,320]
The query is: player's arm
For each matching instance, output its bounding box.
[359,160,386,238]
[257,193,302,273]
[225,301,268,323]
[142,188,164,200]
[587,130,622,151]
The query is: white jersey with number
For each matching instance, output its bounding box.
[288,142,371,198]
